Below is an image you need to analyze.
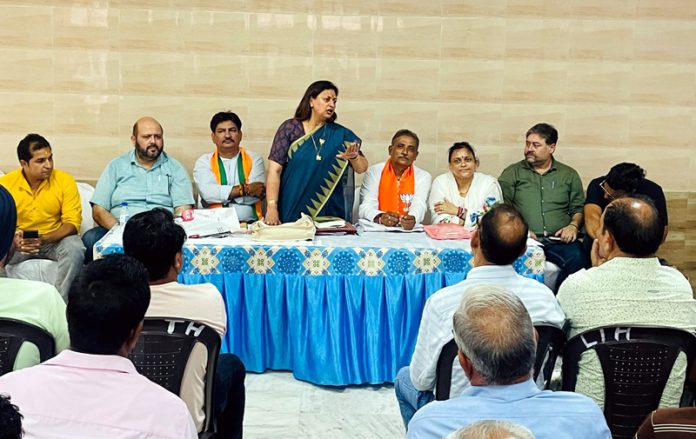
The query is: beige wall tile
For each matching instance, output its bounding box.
[628,106,693,148]
[630,63,696,105]
[566,61,632,104]
[54,49,120,93]
[313,15,377,57]
[118,8,186,52]
[54,94,119,136]
[636,0,696,20]
[0,49,54,93]
[568,0,637,18]
[500,104,567,146]
[248,13,312,57]
[504,18,571,60]
[0,5,53,48]
[247,57,315,99]
[377,17,441,60]
[0,92,54,133]
[182,54,248,97]
[438,60,504,102]
[311,58,378,100]
[568,20,635,60]
[53,6,118,49]
[120,52,186,95]
[564,104,630,148]
[501,60,569,103]
[441,0,506,17]
[182,10,248,54]
[375,59,440,101]
[441,17,505,59]
[634,21,696,63]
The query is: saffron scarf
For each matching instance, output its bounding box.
[378,160,415,214]
[209,147,263,220]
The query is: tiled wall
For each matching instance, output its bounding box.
[1,1,694,283]
[0,0,694,192]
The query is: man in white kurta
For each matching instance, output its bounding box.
[359,129,431,228]
[558,196,696,409]
[193,111,265,222]
[395,204,565,427]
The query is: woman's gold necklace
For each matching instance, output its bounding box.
[310,124,325,161]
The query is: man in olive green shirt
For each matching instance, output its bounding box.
[499,123,589,291]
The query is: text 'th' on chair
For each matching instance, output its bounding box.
[0,318,56,376]
[561,326,696,439]
[434,324,565,400]
[128,318,221,438]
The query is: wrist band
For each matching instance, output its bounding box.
[568,223,578,229]
[267,200,277,205]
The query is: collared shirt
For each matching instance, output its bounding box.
[499,159,584,237]
[193,149,265,222]
[0,168,81,234]
[0,277,70,370]
[557,257,696,409]
[91,150,194,219]
[409,265,565,396]
[407,378,611,439]
[0,350,197,438]
[359,161,432,224]
[147,281,227,432]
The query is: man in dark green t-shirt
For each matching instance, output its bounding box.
[499,123,589,291]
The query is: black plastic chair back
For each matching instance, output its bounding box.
[534,325,566,389]
[0,318,56,376]
[435,339,458,400]
[562,326,696,439]
[435,325,564,400]
[129,318,221,434]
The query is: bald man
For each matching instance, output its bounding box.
[558,196,696,409]
[82,117,194,261]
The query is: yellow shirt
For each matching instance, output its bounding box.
[0,168,81,235]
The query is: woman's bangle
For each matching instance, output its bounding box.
[267,200,277,206]
[457,207,463,218]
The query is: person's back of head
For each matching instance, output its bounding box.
[0,394,23,439]
[602,196,663,257]
[447,420,535,439]
[123,208,186,282]
[453,284,536,385]
[67,254,150,355]
[478,204,528,265]
[605,163,645,194]
[0,186,17,264]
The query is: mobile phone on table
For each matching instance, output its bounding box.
[23,230,39,239]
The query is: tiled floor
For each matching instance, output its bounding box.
[245,371,404,438]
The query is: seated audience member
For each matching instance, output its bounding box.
[445,420,535,439]
[359,129,431,230]
[584,162,668,246]
[0,394,23,439]
[396,204,565,427]
[0,134,84,299]
[0,254,197,437]
[635,407,696,438]
[193,111,266,222]
[499,123,588,290]
[429,142,502,227]
[82,116,194,262]
[558,196,696,409]
[0,185,69,370]
[123,208,245,438]
[407,285,610,439]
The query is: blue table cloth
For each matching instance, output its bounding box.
[96,232,545,386]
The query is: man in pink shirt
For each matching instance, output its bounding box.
[0,254,197,438]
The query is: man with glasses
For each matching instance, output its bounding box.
[584,163,668,246]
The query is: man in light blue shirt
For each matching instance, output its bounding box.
[407,285,610,439]
[82,117,194,261]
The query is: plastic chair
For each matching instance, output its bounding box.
[0,318,56,376]
[435,325,565,400]
[561,326,696,439]
[129,318,221,437]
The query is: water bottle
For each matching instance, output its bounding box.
[119,201,129,225]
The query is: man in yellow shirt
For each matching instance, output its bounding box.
[0,134,84,300]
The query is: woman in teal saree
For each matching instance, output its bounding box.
[265,80,368,224]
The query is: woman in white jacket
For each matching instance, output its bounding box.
[428,142,502,228]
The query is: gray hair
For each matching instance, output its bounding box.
[446,420,535,439]
[453,284,536,384]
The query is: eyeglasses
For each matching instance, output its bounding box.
[599,180,616,200]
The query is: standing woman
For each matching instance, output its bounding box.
[429,142,502,228]
[265,80,368,225]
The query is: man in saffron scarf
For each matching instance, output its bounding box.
[194,112,265,222]
[359,129,432,230]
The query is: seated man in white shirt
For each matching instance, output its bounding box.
[0,254,197,438]
[359,129,431,230]
[193,111,266,223]
[395,204,565,428]
[123,208,245,438]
